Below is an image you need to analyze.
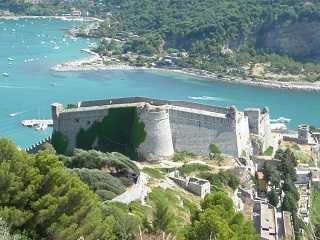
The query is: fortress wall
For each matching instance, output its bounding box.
[54,108,109,151]
[235,112,252,157]
[260,111,273,151]
[169,109,239,157]
[245,109,260,135]
[137,105,174,161]
[80,97,229,114]
[245,108,273,152]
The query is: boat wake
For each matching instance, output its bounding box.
[9,111,26,117]
[188,96,228,102]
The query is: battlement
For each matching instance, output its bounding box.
[57,97,230,115]
[51,97,272,161]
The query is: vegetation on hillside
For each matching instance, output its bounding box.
[95,0,320,81]
[0,138,122,239]
[0,138,258,239]
[60,148,139,200]
[186,192,258,240]
[259,148,306,239]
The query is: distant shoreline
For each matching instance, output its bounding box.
[0,15,102,22]
[52,55,320,92]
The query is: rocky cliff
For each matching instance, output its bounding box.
[258,21,320,61]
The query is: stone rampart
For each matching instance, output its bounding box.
[169,108,239,157]
[245,107,273,153]
[80,97,228,114]
[52,97,271,160]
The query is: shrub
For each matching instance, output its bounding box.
[198,171,240,190]
[66,149,140,175]
[96,190,117,201]
[209,144,221,154]
[72,168,127,195]
[51,131,68,155]
[263,146,274,156]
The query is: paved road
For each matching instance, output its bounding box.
[112,173,149,204]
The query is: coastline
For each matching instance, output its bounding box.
[52,56,320,92]
[0,15,103,22]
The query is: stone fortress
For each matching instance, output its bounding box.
[52,97,274,161]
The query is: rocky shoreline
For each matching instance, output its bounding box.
[52,56,320,92]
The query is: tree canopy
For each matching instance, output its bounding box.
[0,138,118,239]
[186,192,258,240]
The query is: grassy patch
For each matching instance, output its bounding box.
[291,144,301,151]
[143,167,164,179]
[293,150,312,164]
[172,151,196,162]
[311,187,320,225]
[263,146,274,156]
[179,163,210,176]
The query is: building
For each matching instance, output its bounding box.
[253,201,277,240]
[298,124,311,144]
[71,9,82,17]
[51,97,273,161]
[295,168,311,224]
[169,171,210,198]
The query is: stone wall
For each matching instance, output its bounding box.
[52,98,270,161]
[169,108,240,157]
[245,107,273,153]
[52,103,109,151]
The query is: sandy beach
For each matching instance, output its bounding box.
[52,56,320,92]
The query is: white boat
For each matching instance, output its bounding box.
[7,58,14,61]
[35,123,48,131]
[21,119,53,128]
[9,111,25,117]
[270,117,291,124]
[271,123,287,131]
[2,72,9,77]
[53,46,60,50]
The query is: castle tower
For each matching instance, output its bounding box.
[244,108,261,135]
[137,104,174,161]
[298,124,310,144]
[227,105,238,120]
[51,103,64,130]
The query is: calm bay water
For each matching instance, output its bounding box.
[0,19,320,148]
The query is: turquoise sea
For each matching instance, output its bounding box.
[1,18,320,148]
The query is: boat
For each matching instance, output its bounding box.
[9,111,25,117]
[7,58,14,61]
[21,119,53,128]
[35,123,48,131]
[271,123,287,131]
[2,73,9,77]
[53,46,60,50]
[270,117,291,124]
